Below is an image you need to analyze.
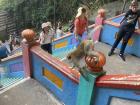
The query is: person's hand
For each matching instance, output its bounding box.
[51,37,54,42]
[75,34,78,41]
[135,29,140,34]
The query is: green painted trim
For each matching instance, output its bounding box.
[76,71,106,105]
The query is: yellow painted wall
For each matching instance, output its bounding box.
[54,41,68,49]
[43,68,63,89]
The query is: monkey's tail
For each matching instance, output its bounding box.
[88,25,103,40]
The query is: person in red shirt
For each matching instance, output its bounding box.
[74,7,88,47]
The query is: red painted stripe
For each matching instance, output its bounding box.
[30,46,140,89]
[107,13,125,21]
[53,32,72,41]
[30,46,80,84]
[1,54,22,62]
[104,14,140,35]
[96,75,140,89]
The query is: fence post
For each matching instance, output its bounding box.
[76,71,106,105]
[21,29,39,77]
[76,51,106,105]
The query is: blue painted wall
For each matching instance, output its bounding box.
[31,53,78,105]
[0,57,24,78]
[93,87,140,105]
[52,33,76,50]
[111,16,123,23]
[11,47,22,55]
[100,24,140,57]
[52,32,87,51]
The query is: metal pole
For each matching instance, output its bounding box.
[0,73,3,89]
[54,0,56,33]
[0,64,3,89]
[121,0,127,13]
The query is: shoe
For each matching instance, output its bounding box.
[108,51,114,56]
[119,53,125,61]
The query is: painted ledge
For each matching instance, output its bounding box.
[30,46,80,84]
[96,74,140,90]
[30,46,140,90]
[1,52,22,63]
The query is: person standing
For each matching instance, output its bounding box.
[56,26,64,38]
[108,0,140,61]
[38,22,54,54]
[0,40,9,59]
[74,7,88,47]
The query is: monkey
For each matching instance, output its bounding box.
[67,40,99,78]
[67,25,103,79]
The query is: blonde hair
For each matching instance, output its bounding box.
[98,8,106,14]
[76,7,86,18]
[131,0,138,6]
[41,22,52,29]
[97,8,106,17]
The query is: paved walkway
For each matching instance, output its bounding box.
[94,42,140,74]
[0,42,140,105]
[0,79,62,105]
[62,42,140,75]
[61,42,140,75]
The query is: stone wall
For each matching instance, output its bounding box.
[89,1,140,21]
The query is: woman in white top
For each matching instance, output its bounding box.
[56,26,63,38]
[38,22,54,54]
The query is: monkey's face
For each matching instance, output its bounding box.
[84,40,94,54]
[67,54,71,60]
[89,42,94,50]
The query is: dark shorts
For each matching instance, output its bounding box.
[41,43,52,54]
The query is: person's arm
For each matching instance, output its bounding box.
[73,18,81,40]
[82,17,89,33]
[138,11,140,29]
[134,12,140,33]
[85,17,88,31]
[120,10,130,24]
[74,18,80,36]
[120,17,126,24]
[88,24,95,29]
[39,33,44,44]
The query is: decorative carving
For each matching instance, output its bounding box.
[85,51,106,72]
[67,40,106,74]
[21,29,35,42]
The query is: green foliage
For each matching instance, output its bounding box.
[0,0,131,31]
[0,35,5,41]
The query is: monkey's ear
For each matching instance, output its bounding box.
[67,54,71,60]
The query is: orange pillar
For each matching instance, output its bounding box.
[22,42,32,77]
[21,29,38,77]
